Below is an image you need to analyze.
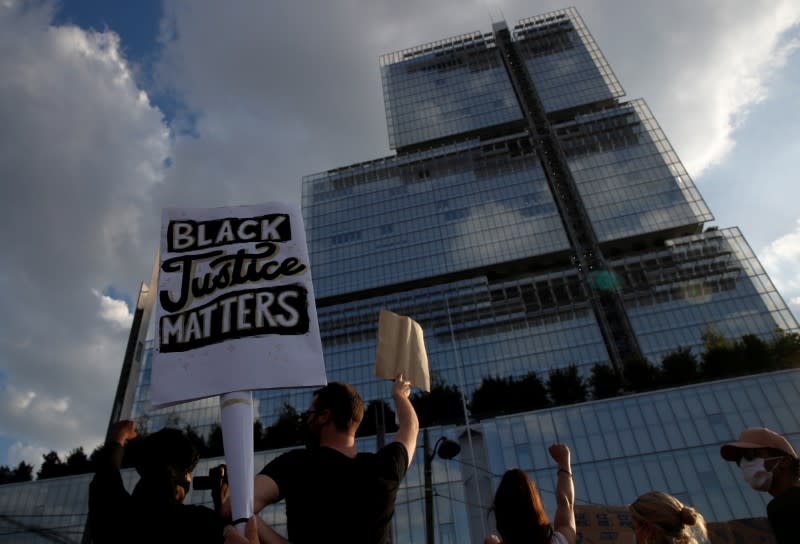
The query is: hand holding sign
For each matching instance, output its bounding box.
[152,203,327,537]
[374,309,430,392]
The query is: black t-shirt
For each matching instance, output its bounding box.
[260,442,409,544]
[767,486,800,544]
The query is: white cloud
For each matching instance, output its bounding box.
[0,1,168,466]
[583,0,800,179]
[761,219,800,318]
[7,442,50,474]
[92,289,133,329]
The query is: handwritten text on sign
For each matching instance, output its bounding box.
[159,215,309,352]
[152,204,326,407]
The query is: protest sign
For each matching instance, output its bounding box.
[151,203,327,406]
[152,203,327,533]
[375,309,430,391]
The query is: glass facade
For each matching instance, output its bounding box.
[475,370,800,533]
[303,136,569,300]
[514,9,624,114]
[381,31,521,150]
[381,8,624,151]
[8,7,799,543]
[130,1,799,513]
[561,100,713,241]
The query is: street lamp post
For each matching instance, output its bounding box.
[423,429,461,544]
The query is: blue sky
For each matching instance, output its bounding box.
[0,0,798,470]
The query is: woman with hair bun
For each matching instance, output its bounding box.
[628,491,707,544]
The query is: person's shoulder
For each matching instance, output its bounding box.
[769,486,800,509]
[377,441,409,469]
[261,447,309,473]
[353,442,405,461]
[270,447,309,460]
[387,440,409,457]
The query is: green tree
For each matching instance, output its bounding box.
[736,334,771,374]
[469,376,515,419]
[12,461,33,482]
[660,348,699,387]
[517,372,550,411]
[356,400,398,438]
[770,328,800,369]
[37,451,68,480]
[589,362,622,399]
[469,372,549,419]
[623,355,660,392]
[546,365,587,405]
[411,379,464,428]
[254,419,268,451]
[264,404,304,449]
[184,425,210,458]
[700,326,738,380]
[701,324,730,352]
[0,461,34,485]
[65,447,92,475]
[206,424,225,457]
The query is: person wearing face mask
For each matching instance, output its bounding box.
[720,427,800,544]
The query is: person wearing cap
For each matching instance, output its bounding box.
[720,427,800,544]
[88,419,228,544]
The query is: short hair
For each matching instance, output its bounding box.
[491,469,552,544]
[312,382,364,433]
[134,428,199,478]
[629,491,707,544]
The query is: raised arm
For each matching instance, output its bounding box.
[549,443,576,544]
[88,420,137,542]
[110,420,137,448]
[391,374,419,466]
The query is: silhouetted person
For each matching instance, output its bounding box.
[721,427,800,544]
[251,376,419,543]
[629,491,707,544]
[88,420,227,544]
[484,444,576,544]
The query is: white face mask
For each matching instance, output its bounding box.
[740,457,782,491]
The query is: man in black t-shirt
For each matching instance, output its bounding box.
[721,427,800,544]
[252,376,419,544]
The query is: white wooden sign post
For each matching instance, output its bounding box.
[152,203,327,531]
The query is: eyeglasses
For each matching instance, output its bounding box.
[737,451,785,465]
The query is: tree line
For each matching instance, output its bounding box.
[2,327,797,485]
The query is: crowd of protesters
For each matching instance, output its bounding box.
[87,373,798,544]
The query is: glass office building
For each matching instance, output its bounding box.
[4,8,798,543]
[129,9,796,431]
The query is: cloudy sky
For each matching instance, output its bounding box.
[0,0,798,470]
